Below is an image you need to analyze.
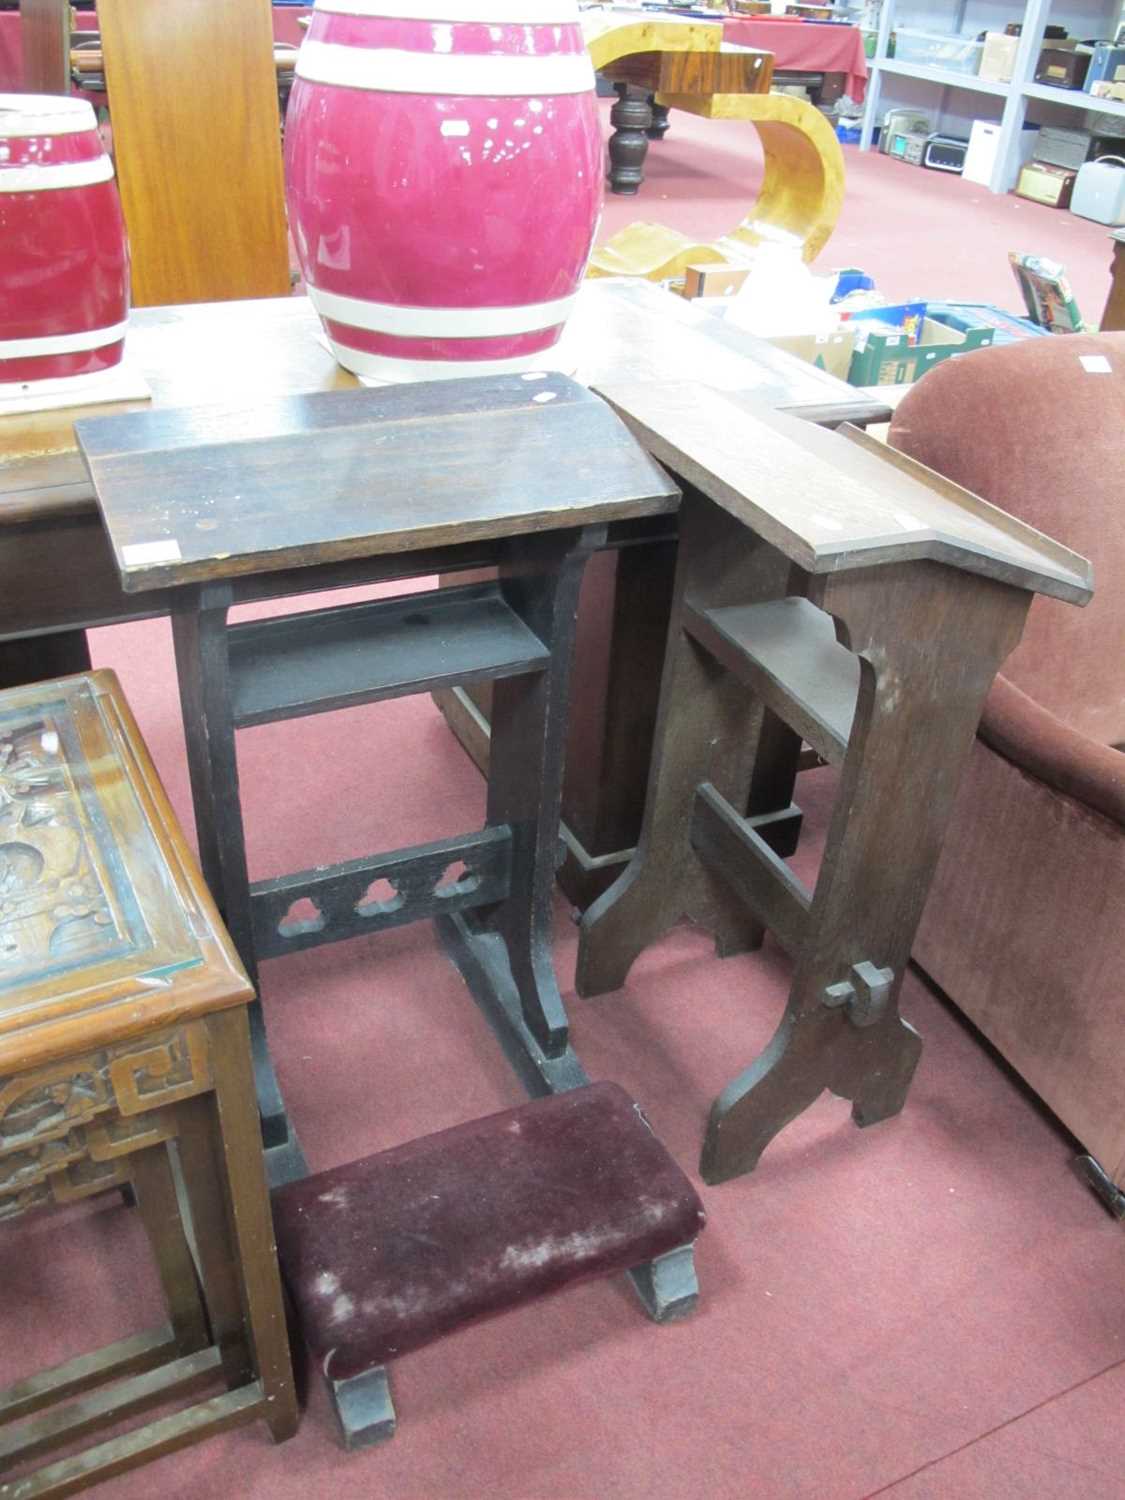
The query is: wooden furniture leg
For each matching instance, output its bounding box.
[700,562,1029,1182]
[439,527,605,1096]
[576,499,791,1000]
[607,83,653,195]
[129,1145,210,1359]
[1099,229,1125,332]
[171,584,304,1185]
[646,98,671,141]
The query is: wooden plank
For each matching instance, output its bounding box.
[0,1327,178,1426]
[684,596,860,766]
[595,381,1094,604]
[691,783,811,957]
[0,1348,222,1467]
[227,584,550,728]
[250,826,512,960]
[96,0,289,305]
[1,1382,266,1499]
[76,374,679,592]
[19,0,69,92]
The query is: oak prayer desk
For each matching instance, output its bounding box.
[0,670,295,1494]
[574,382,1093,1185]
[74,376,680,1210]
[1,284,890,912]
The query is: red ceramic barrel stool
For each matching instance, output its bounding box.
[0,95,128,392]
[285,0,602,381]
[273,1083,705,1450]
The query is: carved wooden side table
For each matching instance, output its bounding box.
[0,671,297,1496]
[575,382,1094,1186]
[76,376,679,1202]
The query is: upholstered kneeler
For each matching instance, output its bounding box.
[273,1083,706,1449]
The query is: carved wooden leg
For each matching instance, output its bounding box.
[171,586,303,1182]
[700,560,1030,1184]
[577,499,794,999]
[646,98,671,142]
[607,83,652,195]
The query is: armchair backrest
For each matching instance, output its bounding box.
[888,332,1125,748]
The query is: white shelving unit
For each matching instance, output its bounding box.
[858,0,1125,191]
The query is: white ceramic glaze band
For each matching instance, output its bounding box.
[313,0,578,20]
[0,156,114,193]
[309,284,576,338]
[329,340,559,380]
[0,321,128,358]
[297,40,594,95]
[0,93,97,136]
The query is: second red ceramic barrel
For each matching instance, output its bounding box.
[285,1,603,381]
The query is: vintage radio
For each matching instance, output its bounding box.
[880,108,931,154]
[922,134,969,173]
[1035,46,1092,90]
[1014,159,1077,209]
[1035,125,1092,170]
[1071,156,1125,225]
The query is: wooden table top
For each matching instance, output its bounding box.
[0,669,252,1072]
[597,380,1094,605]
[1,283,888,526]
[78,375,680,592]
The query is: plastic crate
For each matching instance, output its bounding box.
[889,28,984,75]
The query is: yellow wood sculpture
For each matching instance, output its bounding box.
[582,11,845,275]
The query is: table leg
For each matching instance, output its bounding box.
[607,83,653,195]
[441,526,604,1095]
[646,97,671,142]
[130,1145,211,1359]
[171,585,303,1182]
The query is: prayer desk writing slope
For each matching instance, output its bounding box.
[0,670,296,1498]
[576,382,1093,1186]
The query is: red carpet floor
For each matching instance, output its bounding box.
[4,129,1125,1500]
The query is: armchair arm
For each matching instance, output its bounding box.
[979,676,1125,829]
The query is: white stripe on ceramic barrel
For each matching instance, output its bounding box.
[0,94,99,136]
[295,39,594,95]
[314,0,579,19]
[0,321,129,359]
[326,340,557,382]
[306,284,578,339]
[0,157,115,194]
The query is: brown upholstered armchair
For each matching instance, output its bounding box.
[888,332,1125,1204]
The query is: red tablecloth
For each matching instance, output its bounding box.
[723,17,867,102]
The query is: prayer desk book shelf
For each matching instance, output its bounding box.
[574,382,1093,1186]
[0,670,296,1497]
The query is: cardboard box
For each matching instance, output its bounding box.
[847,316,992,387]
[1085,43,1125,88]
[979,31,1019,83]
[765,328,858,382]
[681,263,751,300]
